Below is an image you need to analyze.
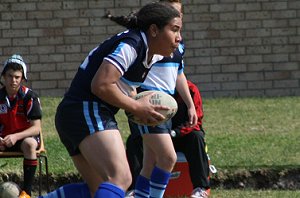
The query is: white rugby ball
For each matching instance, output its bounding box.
[0,181,21,198]
[127,91,178,126]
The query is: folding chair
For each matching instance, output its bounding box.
[0,131,50,196]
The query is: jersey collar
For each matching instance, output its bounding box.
[140,31,163,68]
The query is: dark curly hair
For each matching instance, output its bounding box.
[106,2,180,31]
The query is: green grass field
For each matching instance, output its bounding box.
[1,96,299,197]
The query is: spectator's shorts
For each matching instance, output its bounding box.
[4,135,40,152]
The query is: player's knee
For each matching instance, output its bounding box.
[157,151,177,170]
[118,169,132,190]
[111,165,132,189]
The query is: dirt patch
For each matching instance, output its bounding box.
[210,168,300,190]
[1,168,299,192]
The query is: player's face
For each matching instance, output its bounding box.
[155,17,182,56]
[2,69,23,95]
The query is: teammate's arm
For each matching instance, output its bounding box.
[175,73,197,127]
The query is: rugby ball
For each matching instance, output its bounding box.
[127,91,178,126]
[0,181,21,198]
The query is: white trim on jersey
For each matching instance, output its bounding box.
[104,42,138,76]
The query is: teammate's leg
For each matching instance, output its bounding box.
[134,142,155,198]
[142,133,176,198]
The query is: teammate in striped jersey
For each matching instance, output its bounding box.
[107,1,198,197]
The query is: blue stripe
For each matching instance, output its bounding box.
[93,102,104,131]
[83,101,95,134]
[137,125,144,136]
[137,124,150,136]
[152,62,180,67]
[139,85,175,95]
[143,125,149,134]
[112,42,125,55]
[178,67,184,75]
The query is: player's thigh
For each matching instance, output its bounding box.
[79,129,131,186]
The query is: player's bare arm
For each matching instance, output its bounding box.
[91,60,167,124]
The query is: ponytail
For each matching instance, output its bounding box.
[105,12,138,29]
[106,2,180,32]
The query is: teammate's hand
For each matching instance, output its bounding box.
[187,106,197,127]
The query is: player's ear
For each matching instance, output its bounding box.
[149,24,159,38]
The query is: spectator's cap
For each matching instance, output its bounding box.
[2,54,27,80]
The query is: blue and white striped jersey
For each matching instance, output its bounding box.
[139,43,185,95]
[65,29,163,101]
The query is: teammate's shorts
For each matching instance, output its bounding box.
[55,98,118,156]
[129,119,172,138]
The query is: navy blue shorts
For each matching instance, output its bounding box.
[129,119,172,138]
[55,98,118,156]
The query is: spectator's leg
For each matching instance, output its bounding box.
[23,158,37,195]
[126,135,144,191]
[180,131,210,190]
[21,137,39,196]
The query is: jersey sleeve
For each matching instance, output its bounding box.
[104,39,138,76]
[25,90,42,120]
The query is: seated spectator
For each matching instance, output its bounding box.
[0,54,42,198]
[126,80,211,198]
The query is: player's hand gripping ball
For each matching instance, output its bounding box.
[127,91,178,126]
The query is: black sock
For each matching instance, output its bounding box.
[23,158,37,195]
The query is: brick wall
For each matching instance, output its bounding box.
[0,0,299,97]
